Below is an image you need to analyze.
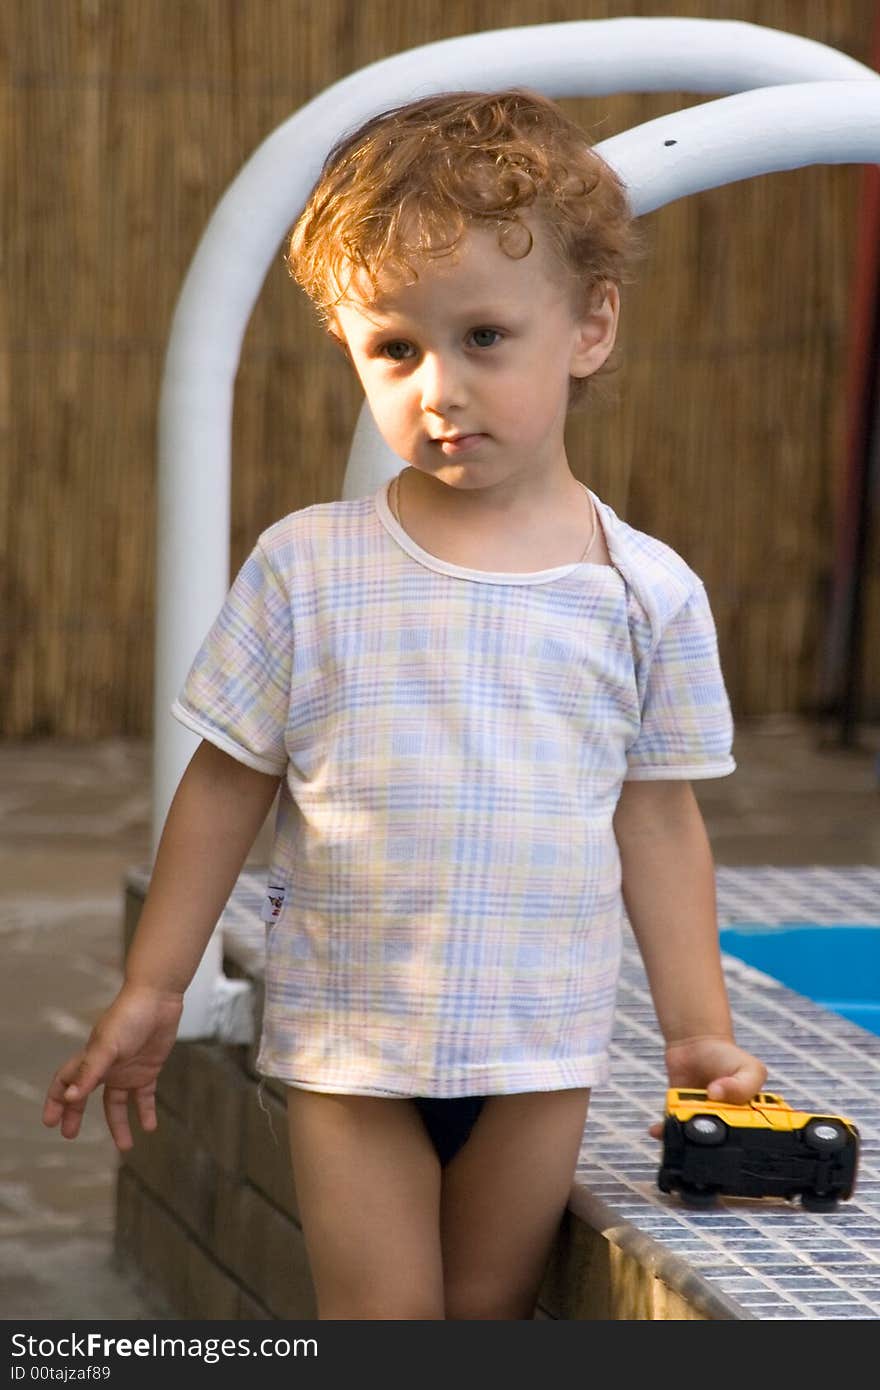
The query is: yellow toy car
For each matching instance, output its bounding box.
[658,1088,860,1210]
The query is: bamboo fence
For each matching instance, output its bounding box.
[2,0,877,735]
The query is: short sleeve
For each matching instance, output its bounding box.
[624,580,735,781]
[170,541,292,775]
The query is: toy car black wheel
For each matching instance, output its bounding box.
[802,1119,848,1154]
[801,1191,840,1212]
[679,1185,719,1209]
[683,1114,728,1146]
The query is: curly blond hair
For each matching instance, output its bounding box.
[286,88,643,411]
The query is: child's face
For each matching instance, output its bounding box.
[330,214,619,495]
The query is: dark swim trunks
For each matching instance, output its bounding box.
[412,1095,487,1167]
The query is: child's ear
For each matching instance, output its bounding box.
[570,281,620,379]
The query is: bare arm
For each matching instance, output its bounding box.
[43,739,281,1148]
[613,779,766,1127]
[125,738,282,993]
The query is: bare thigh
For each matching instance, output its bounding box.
[440,1088,591,1320]
[285,1088,445,1319]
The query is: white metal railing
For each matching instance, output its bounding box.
[152,17,880,1038]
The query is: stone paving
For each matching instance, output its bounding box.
[1,716,878,1320]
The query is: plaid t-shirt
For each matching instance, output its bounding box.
[172,479,735,1097]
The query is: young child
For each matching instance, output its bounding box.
[44,88,767,1320]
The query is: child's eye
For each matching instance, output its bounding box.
[469,328,502,348]
[379,341,414,362]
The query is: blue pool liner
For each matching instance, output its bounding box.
[719,923,880,1036]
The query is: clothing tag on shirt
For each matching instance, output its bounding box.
[261,884,287,924]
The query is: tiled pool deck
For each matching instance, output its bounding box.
[224,864,880,1321]
[577,866,880,1321]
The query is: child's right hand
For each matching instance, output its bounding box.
[42,983,184,1152]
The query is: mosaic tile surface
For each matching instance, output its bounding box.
[582,866,880,1321]
[222,865,880,1321]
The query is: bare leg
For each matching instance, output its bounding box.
[285,1088,445,1319]
[440,1088,591,1319]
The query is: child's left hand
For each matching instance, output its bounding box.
[648,1035,768,1140]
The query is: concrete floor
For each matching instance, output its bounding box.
[2,716,878,1321]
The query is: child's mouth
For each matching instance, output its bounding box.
[433,434,485,454]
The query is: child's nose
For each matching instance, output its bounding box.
[418,352,467,414]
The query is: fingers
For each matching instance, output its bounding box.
[43,1051,94,1138]
[706,1076,739,1101]
[62,1036,119,1105]
[103,1087,135,1152]
[133,1086,158,1137]
[43,1052,85,1127]
[664,1038,768,1108]
[648,1120,663,1140]
[706,1057,768,1105]
[42,1036,119,1140]
[103,1084,159,1152]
